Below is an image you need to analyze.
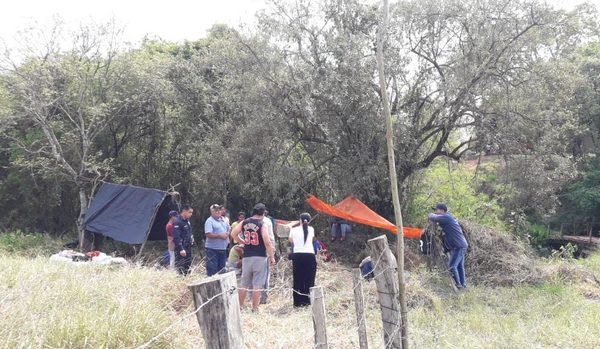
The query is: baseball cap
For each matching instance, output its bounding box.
[168,210,178,217]
[210,204,223,211]
[252,203,267,215]
[432,203,448,212]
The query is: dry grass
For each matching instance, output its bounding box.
[1,245,600,348]
[460,221,544,286]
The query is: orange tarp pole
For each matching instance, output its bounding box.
[305,194,422,238]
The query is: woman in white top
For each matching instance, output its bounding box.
[288,212,317,307]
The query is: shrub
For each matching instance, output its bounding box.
[406,160,504,229]
[0,230,70,256]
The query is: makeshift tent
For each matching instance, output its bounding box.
[306,194,422,238]
[84,183,176,244]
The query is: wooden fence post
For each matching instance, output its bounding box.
[367,235,402,349]
[352,269,369,349]
[310,286,328,349]
[188,272,243,349]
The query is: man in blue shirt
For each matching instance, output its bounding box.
[428,203,468,289]
[173,205,195,276]
[204,204,230,276]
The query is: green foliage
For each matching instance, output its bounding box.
[406,160,504,228]
[0,2,599,234]
[551,243,578,260]
[525,223,555,247]
[0,168,79,233]
[0,230,69,257]
[535,282,567,296]
[556,41,600,220]
[566,153,600,216]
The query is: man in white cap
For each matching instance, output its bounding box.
[204,204,230,276]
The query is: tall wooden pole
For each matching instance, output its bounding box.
[376,0,408,348]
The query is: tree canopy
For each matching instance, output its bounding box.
[0,0,598,234]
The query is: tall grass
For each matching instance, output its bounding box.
[0,255,190,349]
[0,230,69,257]
[1,252,600,348]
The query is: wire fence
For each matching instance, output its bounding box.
[135,240,404,349]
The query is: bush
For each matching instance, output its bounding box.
[526,223,556,247]
[406,160,505,229]
[0,230,70,256]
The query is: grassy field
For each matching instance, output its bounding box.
[1,233,600,348]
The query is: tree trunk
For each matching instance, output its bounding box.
[78,186,88,248]
[376,0,408,348]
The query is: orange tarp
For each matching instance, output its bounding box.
[305,194,422,238]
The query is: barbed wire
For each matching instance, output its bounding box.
[137,244,408,348]
[135,287,233,349]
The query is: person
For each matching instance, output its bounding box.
[230,211,246,245]
[260,208,277,304]
[226,243,244,275]
[313,238,332,262]
[204,203,230,276]
[222,207,231,226]
[340,220,351,240]
[330,217,351,242]
[288,212,317,307]
[82,231,104,252]
[428,203,468,290]
[165,210,179,270]
[232,203,276,312]
[173,205,195,276]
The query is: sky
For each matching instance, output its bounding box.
[0,0,271,46]
[0,0,598,48]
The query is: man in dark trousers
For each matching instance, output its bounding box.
[173,205,195,275]
[428,203,468,290]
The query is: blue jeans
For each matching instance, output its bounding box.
[206,248,227,276]
[340,223,351,236]
[448,248,467,288]
[331,223,351,238]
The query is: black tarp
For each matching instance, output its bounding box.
[84,183,174,244]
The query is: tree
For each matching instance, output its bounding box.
[0,21,146,243]
[255,0,597,219]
